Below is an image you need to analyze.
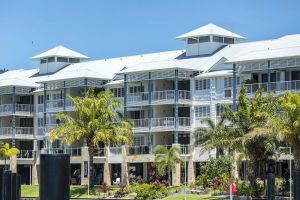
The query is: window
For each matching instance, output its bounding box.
[213,36,223,43]
[38,95,43,104]
[133,135,144,146]
[52,93,62,100]
[198,36,210,43]
[195,79,210,90]
[129,86,144,93]
[69,58,80,63]
[195,106,210,118]
[110,87,124,97]
[187,38,198,44]
[224,90,232,98]
[47,57,55,63]
[224,77,241,88]
[224,37,234,44]
[38,118,44,127]
[40,59,47,64]
[216,104,233,116]
[57,57,68,62]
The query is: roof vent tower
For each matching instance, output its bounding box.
[32,45,89,74]
[176,23,246,57]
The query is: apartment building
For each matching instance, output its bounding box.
[0,23,299,185]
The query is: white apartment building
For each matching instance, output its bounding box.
[0,23,299,186]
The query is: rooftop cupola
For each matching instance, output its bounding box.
[31,45,89,74]
[176,23,246,57]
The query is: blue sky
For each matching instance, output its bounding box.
[0,0,300,70]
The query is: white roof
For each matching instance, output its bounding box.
[0,69,39,88]
[31,45,89,60]
[176,23,246,40]
[227,34,300,63]
[196,70,233,78]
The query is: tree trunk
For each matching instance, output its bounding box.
[4,157,7,170]
[88,144,95,188]
[248,153,259,197]
[168,168,171,186]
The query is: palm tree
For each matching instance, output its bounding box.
[49,88,133,187]
[0,143,20,170]
[271,91,300,171]
[222,87,278,197]
[153,145,183,186]
[194,117,236,157]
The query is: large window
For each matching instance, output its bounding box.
[198,36,210,43]
[110,87,124,97]
[224,37,234,44]
[187,38,198,44]
[195,106,210,118]
[195,79,210,90]
[133,135,145,146]
[69,58,80,63]
[129,86,144,93]
[213,36,223,43]
[57,57,68,62]
[224,77,241,88]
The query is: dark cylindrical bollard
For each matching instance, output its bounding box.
[40,154,70,200]
[2,170,12,200]
[11,173,21,200]
[267,173,275,200]
[294,170,300,200]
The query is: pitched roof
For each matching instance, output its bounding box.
[176,23,246,40]
[0,69,39,87]
[31,45,89,60]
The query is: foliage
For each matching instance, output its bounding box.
[236,181,253,197]
[153,145,183,186]
[222,87,279,196]
[49,88,132,187]
[271,91,300,170]
[114,184,128,198]
[0,142,20,169]
[195,156,231,193]
[101,182,110,193]
[194,117,235,157]
[129,183,169,200]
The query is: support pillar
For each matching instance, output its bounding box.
[12,86,16,147]
[174,69,179,144]
[10,155,17,173]
[188,146,195,185]
[121,145,129,185]
[267,60,271,92]
[80,146,89,185]
[32,140,39,185]
[103,146,111,186]
[233,64,237,112]
[143,163,148,182]
[172,144,181,186]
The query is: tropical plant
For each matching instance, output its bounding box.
[0,142,20,170]
[153,145,183,186]
[194,117,235,157]
[49,88,133,187]
[271,91,300,171]
[222,87,278,197]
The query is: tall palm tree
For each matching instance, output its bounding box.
[271,91,300,171]
[0,143,20,170]
[49,88,132,187]
[153,145,183,186]
[222,87,278,197]
[194,117,236,157]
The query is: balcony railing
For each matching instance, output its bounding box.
[0,104,33,115]
[46,99,64,110]
[243,80,300,95]
[49,148,82,157]
[127,92,149,106]
[0,127,34,139]
[109,147,122,155]
[133,117,190,132]
[94,148,105,157]
[151,90,191,104]
[17,150,34,159]
[128,146,150,155]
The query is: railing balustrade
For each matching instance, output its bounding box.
[0,104,33,115]
[178,117,190,127]
[151,117,175,129]
[127,92,149,105]
[46,99,64,109]
[94,148,105,157]
[109,147,122,155]
[17,150,34,159]
[128,146,150,155]
[151,90,175,101]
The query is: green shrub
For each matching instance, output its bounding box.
[130,183,169,200]
[236,181,253,197]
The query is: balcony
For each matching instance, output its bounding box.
[133,117,191,132]
[128,145,190,155]
[126,90,191,106]
[0,127,34,139]
[46,99,64,112]
[243,80,300,96]
[127,92,149,106]
[0,104,33,116]
[17,150,35,159]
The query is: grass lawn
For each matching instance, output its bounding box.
[21,185,120,198]
[161,194,223,200]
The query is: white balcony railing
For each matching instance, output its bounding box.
[127,92,149,106]
[151,90,175,103]
[46,99,64,110]
[132,119,149,132]
[0,127,34,139]
[151,117,175,131]
[0,104,33,115]
[243,80,300,96]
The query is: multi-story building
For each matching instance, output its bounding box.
[0,23,299,185]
